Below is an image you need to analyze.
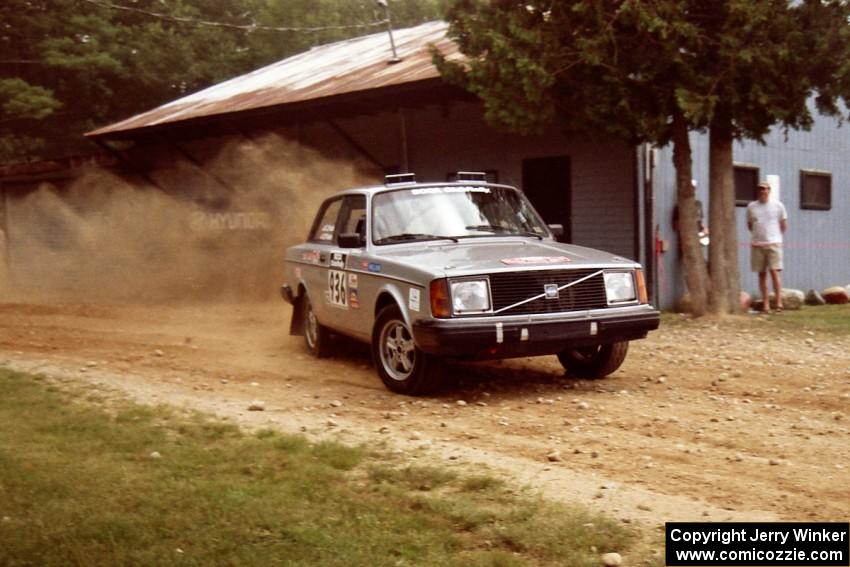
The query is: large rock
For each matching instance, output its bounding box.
[779,289,804,310]
[805,289,827,306]
[821,286,850,304]
[752,289,804,310]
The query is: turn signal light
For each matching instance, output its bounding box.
[636,268,648,304]
[430,279,451,318]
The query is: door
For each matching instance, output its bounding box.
[305,194,367,335]
[522,156,571,242]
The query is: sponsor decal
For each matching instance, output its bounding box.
[301,250,321,264]
[347,273,358,288]
[500,256,571,265]
[411,186,491,195]
[294,267,302,279]
[330,252,346,269]
[350,290,360,309]
[367,262,382,273]
[409,288,421,312]
[189,210,272,232]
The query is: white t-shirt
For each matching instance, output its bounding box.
[747,200,787,245]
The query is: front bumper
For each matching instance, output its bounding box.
[412,307,660,359]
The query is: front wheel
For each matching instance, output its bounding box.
[558,341,629,379]
[371,305,443,395]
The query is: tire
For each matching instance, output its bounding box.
[302,294,332,358]
[558,341,629,379]
[371,305,443,395]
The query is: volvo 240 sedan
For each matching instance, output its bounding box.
[281,172,660,395]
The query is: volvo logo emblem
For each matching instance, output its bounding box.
[544,283,559,299]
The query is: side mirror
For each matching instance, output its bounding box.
[547,224,564,239]
[337,232,364,248]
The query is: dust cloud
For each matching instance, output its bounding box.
[0,135,378,303]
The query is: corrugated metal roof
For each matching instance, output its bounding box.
[87,21,459,138]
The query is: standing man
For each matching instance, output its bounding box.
[746,181,788,313]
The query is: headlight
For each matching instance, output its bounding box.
[604,271,636,304]
[450,279,490,314]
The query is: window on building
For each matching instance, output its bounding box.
[800,170,831,210]
[734,166,760,206]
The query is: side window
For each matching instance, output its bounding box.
[309,198,343,243]
[734,165,759,206]
[800,170,831,210]
[339,195,367,240]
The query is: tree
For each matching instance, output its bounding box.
[682,0,850,313]
[1,0,260,161]
[435,0,712,313]
[435,0,850,315]
[1,0,447,163]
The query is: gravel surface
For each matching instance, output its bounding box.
[1,301,848,531]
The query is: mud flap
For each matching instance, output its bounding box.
[289,295,305,336]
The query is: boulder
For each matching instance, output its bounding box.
[752,289,804,311]
[676,293,693,314]
[805,289,827,306]
[779,289,805,310]
[821,286,850,304]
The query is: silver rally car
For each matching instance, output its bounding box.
[282,172,660,395]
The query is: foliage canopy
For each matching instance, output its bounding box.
[0,0,446,162]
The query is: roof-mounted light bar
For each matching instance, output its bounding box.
[385,173,416,185]
[451,171,488,183]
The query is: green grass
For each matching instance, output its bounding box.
[0,369,653,567]
[663,304,850,335]
[767,304,850,334]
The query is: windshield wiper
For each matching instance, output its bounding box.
[375,233,459,244]
[517,231,544,240]
[465,224,512,233]
[464,225,544,240]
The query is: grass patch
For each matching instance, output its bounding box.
[663,304,850,335]
[767,304,850,334]
[0,369,651,566]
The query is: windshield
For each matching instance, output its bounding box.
[371,186,549,245]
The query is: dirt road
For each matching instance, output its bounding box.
[1,301,847,529]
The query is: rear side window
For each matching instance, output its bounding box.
[309,198,343,243]
[339,195,367,239]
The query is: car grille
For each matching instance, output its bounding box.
[489,269,608,315]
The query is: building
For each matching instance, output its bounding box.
[2,21,847,307]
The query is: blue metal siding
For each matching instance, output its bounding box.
[654,115,850,310]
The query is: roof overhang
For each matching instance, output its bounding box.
[87,21,464,142]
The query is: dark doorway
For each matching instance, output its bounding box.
[522,156,571,242]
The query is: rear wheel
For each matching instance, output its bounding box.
[372,305,443,395]
[558,341,629,379]
[303,294,331,358]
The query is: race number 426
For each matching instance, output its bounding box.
[328,270,348,307]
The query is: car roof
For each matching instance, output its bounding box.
[330,181,520,199]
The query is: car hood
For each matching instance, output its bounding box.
[375,238,637,276]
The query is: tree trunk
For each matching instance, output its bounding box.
[707,125,740,314]
[671,112,709,316]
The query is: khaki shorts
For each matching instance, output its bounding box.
[751,244,783,272]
